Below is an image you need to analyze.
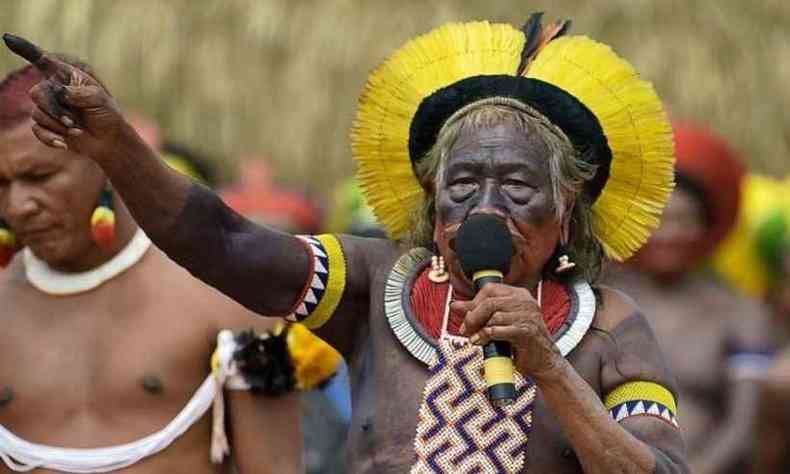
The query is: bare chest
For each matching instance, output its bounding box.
[0,287,214,448]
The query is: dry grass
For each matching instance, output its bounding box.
[2,0,789,189]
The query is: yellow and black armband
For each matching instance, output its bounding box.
[287,234,347,329]
[604,381,679,428]
[212,323,342,395]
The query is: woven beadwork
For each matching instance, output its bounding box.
[412,340,535,473]
[288,234,346,329]
[604,381,679,428]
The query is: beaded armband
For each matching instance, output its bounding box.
[287,234,347,329]
[604,381,678,428]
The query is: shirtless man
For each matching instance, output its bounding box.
[606,122,774,474]
[6,17,690,473]
[0,62,302,473]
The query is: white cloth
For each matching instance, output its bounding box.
[0,331,247,472]
[0,376,215,473]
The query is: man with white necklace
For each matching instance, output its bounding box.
[0,62,309,473]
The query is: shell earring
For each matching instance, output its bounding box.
[555,253,576,274]
[555,227,575,274]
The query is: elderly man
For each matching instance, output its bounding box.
[6,13,689,474]
[0,61,306,473]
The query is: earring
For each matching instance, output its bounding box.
[91,183,116,250]
[554,238,576,273]
[0,218,18,268]
[428,255,449,283]
[554,224,576,274]
[555,252,576,274]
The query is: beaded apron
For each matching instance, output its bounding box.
[385,249,596,474]
[412,338,536,473]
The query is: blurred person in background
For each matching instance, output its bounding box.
[717,190,790,473]
[751,207,790,473]
[326,179,386,239]
[221,158,349,474]
[713,175,790,335]
[221,159,320,234]
[605,122,775,474]
[0,62,326,473]
[7,14,692,473]
[161,141,220,189]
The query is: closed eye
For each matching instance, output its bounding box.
[26,171,55,183]
[448,177,478,201]
[450,177,476,186]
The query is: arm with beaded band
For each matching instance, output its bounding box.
[1,35,364,323]
[535,289,688,474]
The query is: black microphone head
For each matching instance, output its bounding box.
[455,214,514,279]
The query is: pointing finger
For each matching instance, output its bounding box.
[3,33,43,64]
[3,34,69,82]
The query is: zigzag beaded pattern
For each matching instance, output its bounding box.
[412,341,535,473]
[291,236,330,321]
[608,400,679,428]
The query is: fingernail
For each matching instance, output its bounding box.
[61,116,73,127]
[67,128,83,137]
[459,323,466,334]
[470,333,481,345]
[52,139,67,149]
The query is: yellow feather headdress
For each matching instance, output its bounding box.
[351,17,674,261]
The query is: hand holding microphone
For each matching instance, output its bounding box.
[455,214,517,406]
[454,214,559,406]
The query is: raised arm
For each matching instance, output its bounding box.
[3,34,321,316]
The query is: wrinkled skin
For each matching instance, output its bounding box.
[10,36,689,474]
[432,124,564,378]
[434,123,563,299]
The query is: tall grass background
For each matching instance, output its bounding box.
[2,0,788,189]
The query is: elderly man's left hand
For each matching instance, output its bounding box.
[452,283,564,381]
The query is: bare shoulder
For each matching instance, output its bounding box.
[593,285,677,397]
[0,255,27,285]
[0,259,26,318]
[592,285,642,332]
[141,247,272,332]
[335,234,402,295]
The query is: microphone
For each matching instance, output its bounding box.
[455,214,516,407]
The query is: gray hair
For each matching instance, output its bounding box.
[411,99,605,282]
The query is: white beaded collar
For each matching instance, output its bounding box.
[23,228,151,296]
